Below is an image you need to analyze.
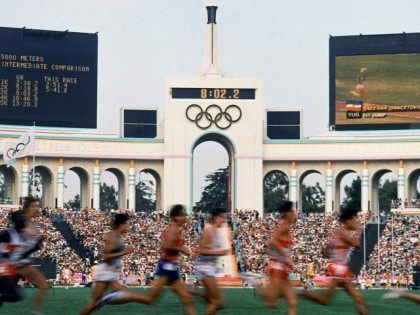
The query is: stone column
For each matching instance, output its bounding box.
[93,159,100,210]
[361,161,369,213]
[289,161,297,209]
[325,161,333,213]
[397,160,405,209]
[128,160,136,210]
[22,157,29,198]
[57,158,64,208]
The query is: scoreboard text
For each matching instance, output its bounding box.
[0,27,97,128]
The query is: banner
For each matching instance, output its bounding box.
[2,130,34,167]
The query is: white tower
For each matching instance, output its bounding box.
[164,4,263,214]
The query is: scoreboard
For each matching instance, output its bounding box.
[0,27,97,128]
[330,32,420,131]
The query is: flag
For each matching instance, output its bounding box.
[2,129,34,167]
[346,100,363,112]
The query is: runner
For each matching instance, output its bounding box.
[16,197,49,315]
[145,204,196,315]
[258,200,298,315]
[194,207,230,315]
[80,213,150,315]
[0,211,44,309]
[299,207,368,315]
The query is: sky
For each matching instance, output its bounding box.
[1,0,418,203]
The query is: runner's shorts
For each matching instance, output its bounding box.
[195,259,219,280]
[93,263,119,282]
[156,259,180,282]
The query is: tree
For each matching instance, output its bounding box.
[264,172,289,213]
[301,182,325,213]
[135,180,156,212]
[378,179,397,212]
[341,176,361,212]
[67,194,81,209]
[100,183,118,210]
[195,166,229,211]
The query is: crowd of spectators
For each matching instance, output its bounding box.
[355,271,415,289]
[391,197,420,209]
[363,214,419,282]
[0,209,9,228]
[1,205,418,288]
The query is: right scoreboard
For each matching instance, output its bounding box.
[330,32,420,131]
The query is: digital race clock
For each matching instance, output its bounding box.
[171,88,255,99]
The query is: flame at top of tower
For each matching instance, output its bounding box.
[202,0,217,6]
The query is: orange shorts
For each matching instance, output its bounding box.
[0,262,17,276]
[267,260,290,280]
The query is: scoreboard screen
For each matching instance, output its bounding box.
[0,27,97,128]
[121,109,157,138]
[266,111,301,139]
[330,32,420,131]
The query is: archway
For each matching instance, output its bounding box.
[371,169,397,213]
[407,169,420,208]
[0,165,18,204]
[29,166,54,207]
[191,133,234,213]
[299,170,325,213]
[137,169,161,212]
[335,170,359,212]
[64,167,90,209]
[100,168,126,210]
[263,170,289,213]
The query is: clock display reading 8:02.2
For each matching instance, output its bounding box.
[201,88,238,99]
[171,88,256,99]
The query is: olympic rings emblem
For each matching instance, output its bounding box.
[185,104,242,130]
[6,136,31,159]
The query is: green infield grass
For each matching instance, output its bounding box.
[2,287,419,314]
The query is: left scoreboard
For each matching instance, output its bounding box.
[0,27,98,128]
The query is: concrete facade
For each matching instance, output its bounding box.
[1,120,420,214]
